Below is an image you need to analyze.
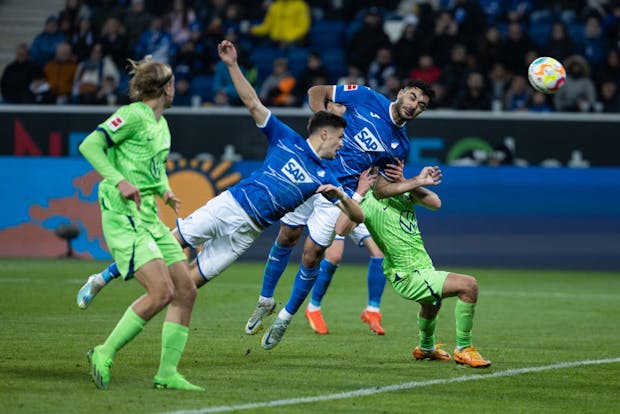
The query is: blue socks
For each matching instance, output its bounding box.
[310,259,338,307]
[284,264,319,315]
[367,257,385,308]
[101,262,121,283]
[260,242,293,298]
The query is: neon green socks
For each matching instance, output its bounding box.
[417,314,438,350]
[156,321,189,378]
[455,299,475,349]
[99,307,146,359]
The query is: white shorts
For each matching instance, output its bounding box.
[334,223,372,247]
[281,194,340,247]
[176,191,262,280]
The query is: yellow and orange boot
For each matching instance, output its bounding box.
[413,344,451,361]
[454,346,491,368]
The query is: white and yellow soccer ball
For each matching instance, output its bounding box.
[528,56,567,94]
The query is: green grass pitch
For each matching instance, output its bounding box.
[1,258,619,413]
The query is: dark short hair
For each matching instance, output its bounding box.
[405,79,435,103]
[307,110,347,134]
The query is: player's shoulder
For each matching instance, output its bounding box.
[104,103,144,131]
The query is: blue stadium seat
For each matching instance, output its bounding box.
[287,47,310,77]
[309,20,346,50]
[190,75,213,102]
[530,22,552,49]
[250,46,286,82]
[567,22,584,44]
[321,49,348,82]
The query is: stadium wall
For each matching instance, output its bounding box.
[2,105,620,167]
[1,156,618,270]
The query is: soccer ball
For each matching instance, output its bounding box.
[527,57,566,94]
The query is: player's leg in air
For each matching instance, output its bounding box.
[245,196,314,335]
[305,226,387,335]
[77,262,121,309]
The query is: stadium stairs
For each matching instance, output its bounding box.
[0,0,64,85]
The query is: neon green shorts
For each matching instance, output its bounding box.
[386,268,449,305]
[101,208,186,279]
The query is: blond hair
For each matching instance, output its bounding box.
[127,55,173,101]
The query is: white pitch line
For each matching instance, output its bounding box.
[159,357,620,414]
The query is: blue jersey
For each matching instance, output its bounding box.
[229,113,342,228]
[328,84,410,195]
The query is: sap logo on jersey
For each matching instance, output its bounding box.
[282,158,313,184]
[353,127,384,152]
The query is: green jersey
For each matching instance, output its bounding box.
[92,102,171,220]
[361,190,434,274]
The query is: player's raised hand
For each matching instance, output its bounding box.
[117,179,141,211]
[218,40,237,65]
[385,159,405,182]
[416,166,442,186]
[163,191,181,215]
[355,168,376,197]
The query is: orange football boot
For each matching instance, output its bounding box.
[360,309,385,335]
[305,308,329,334]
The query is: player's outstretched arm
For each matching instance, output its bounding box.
[316,184,364,224]
[218,40,269,125]
[307,85,335,113]
[373,166,442,199]
[410,186,441,210]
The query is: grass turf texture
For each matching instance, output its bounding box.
[1,258,619,414]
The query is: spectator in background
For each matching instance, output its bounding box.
[258,57,296,106]
[527,91,554,112]
[165,0,200,47]
[201,0,229,39]
[1,43,40,103]
[545,22,576,63]
[367,47,397,94]
[381,74,402,100]
[554,54,597,112]
[580,15,609,68]
[29,72,55,104]
[598,78,620,112]
[43,42,77,103]
[72,43,120,104]
[392,14,426,77]
[504,75,531,111]
[595,48,620,85]
[100,17,128,70]
[448,0,487,50]
[453,71,492,110]
[409,54,441,85]
[250,0,311,48]
[431,10,460,67]
[90,0,124,35]
[487,62,510,105]
[438,43,469,107]
[291,51,330,106]
[346,7,391,73]
[124,0,153,53]
[135,16,175,64]
[172,74,193,107]
[30,16,66,69]
[477,25,504,73]
[95,75,126,106]
[58,0,91,39]
[70,17,96,63]
[502,22,538,75]
[337,64,366,86]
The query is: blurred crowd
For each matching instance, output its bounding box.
[2,0,620,112]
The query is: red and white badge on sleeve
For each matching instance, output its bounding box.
[107,115,125,131]
[344,84,358,91]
